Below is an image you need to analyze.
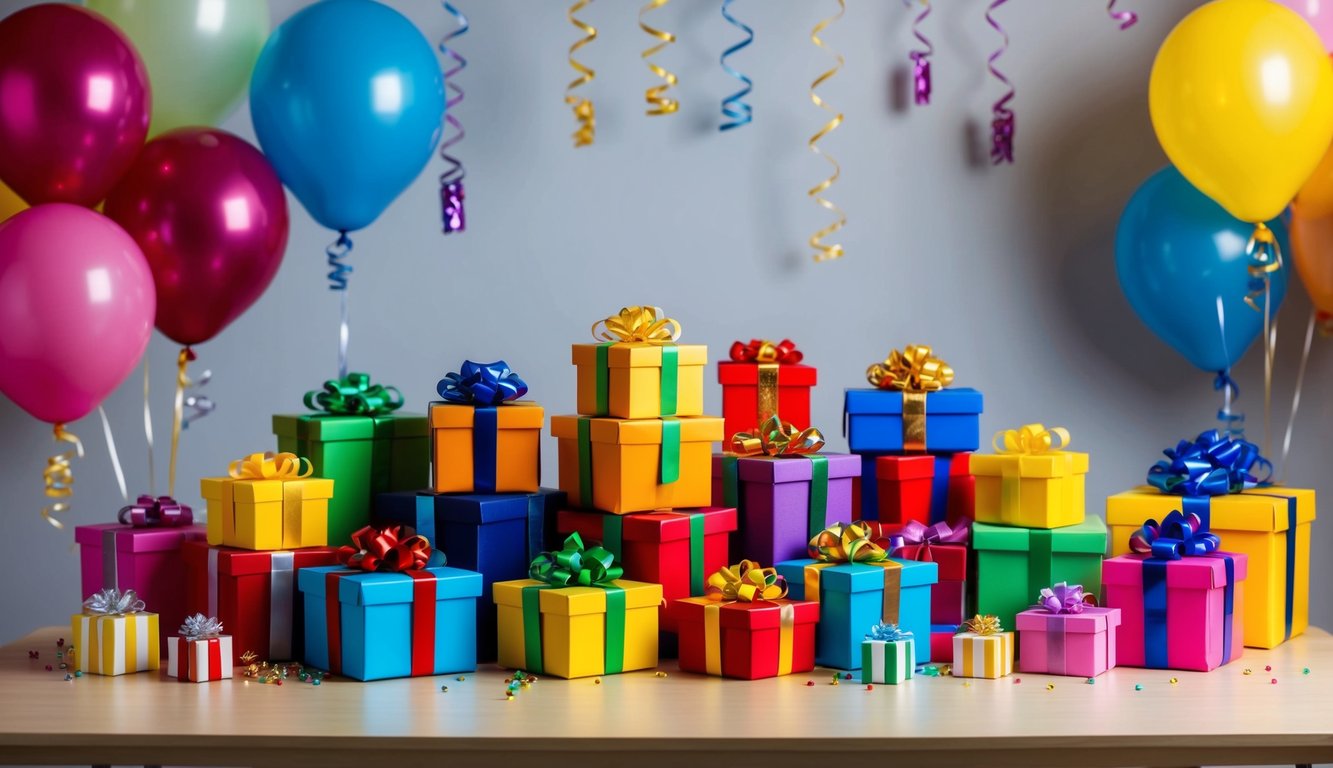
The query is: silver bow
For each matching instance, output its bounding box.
[82,588,145,615]
[179,613,224,640]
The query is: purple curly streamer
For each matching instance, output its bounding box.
[906,0,932,106]
[439,2,468,234]
[1107,0,1137,30]
[986,0,1013,165]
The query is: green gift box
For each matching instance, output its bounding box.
[973,516,1106,632]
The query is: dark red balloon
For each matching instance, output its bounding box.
[103,129,289,346]
[0,5,150,206]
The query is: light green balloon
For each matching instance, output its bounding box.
[87,0,270,137]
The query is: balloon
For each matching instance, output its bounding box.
[1116,166,1289,373]
[249,0,444,232]
[103,129,289,347]
[0,180,24,224]
[87,0,270,137]
[0,204,155,424]
[1149,0,1333,223]
[1277,0,1333,52]
[0,5,150,208]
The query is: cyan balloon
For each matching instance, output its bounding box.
[1116,165,1288,373]
[249,0,443,233]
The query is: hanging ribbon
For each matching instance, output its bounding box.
[41,422,82,529]
[565,0,597,147]
[437,361,528,405]
[729,339,802,365]
[179,613,224,641]
[986,0,1014,164]
[438,2,468,234]
[719,0,753,131]
[327,231,353,379]
[730,414,825,456]
[592,305,681,343]
[118,494,194,528]
[1106,0,1137,29]
[962,614,1004,636]
[228,451,313,481]
[1245,222,1282,457]
[305,373,405,415]
[143,359,155,495]
[905,0,932,105]
[867,622,912,642]
[167,347,203,497]
[866,345,953,391]
[1036,582,1093,614]
[992,424,1070,455]
[640,0,679,116]
[808,0,846,262]
[1214,368,1245,438]
[706,560,788,602]
[97,405,127,503]
[83,587,146,615]
[808,521,892,563]
[181,366,214,431]
[338,525,437,573]
[1280,310,1316,482]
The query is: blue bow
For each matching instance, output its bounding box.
[437,360,528,406]
[1129,509,1221,561]
[1146,430,1271,497]
[865,623,913,642]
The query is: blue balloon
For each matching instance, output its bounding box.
[249,0,444,232]
[1115,166,1288,373]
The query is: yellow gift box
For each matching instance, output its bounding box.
[493,578,662,679]
[971,424,1088,529]
[201,452,332,550]
[71,612,160,676]
[1106,486,1315,649]
[951,615,1013,679]
[551,415,722,514]
[572,342,707,419]
[429,401,543,493]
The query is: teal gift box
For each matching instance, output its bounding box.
[298,564,482,681]
[775,557,937,669]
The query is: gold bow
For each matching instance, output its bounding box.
[962,614,1004,636]
[705,560,788,603]
[591,305,681,343]
[228,452,313,481]
[807,521,890,563]
[730,414,825,456]
[866,345,954,391]
[992,424,1070,454]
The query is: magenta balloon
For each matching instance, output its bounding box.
[0,5,150,207]
[1278,0,1333,52]
[0,204,155,424]
[103,129,289,347]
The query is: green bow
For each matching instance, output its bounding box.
[529,532,623,586]
[304,373,404,416]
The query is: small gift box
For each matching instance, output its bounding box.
[1015,583,1121,677]
[861,623,915,685]
[776,522,938,669]
[300,526,483,681]
[573,305,706,419]
[890,521,969,626]
[843,345,983,453]
[552,415,722,514]
[858,453,974,528]
[273,372,428,545]
[718,338,816,439]
[1106,431,1314,649]
[1103,511,1248,671]
[971,424,1088,529]
[952,614,1014,679]
[973,516,1106,632]
[200,452,333,550]
[71,588,160,676]
[431,360,542,494]
[676,561,819,680]
[167,613,233,682]
[493,534,662,679]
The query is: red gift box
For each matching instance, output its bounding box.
[182,542,338,663]
[675,598,819,679]
[858,454,973,528]
[930,625,956,663]
[895,533,969,626]
[718,357,816,441]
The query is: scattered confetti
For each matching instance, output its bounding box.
[27,651,37,659]
[865,684,874,690]
[1013,678,1021,684]
[1265,665,1272,672]
[1169,677,1178,685]
[1045,683,1054,691]
[920,665,940,677]
[1243,668,1253,675]
[844,673,853,680]
[274,679,283,686]
[1134,684,1143,691]
[806,680,815,686]
[1085,678,1095,685]
[1303,667,1310,675]
[55,652,63,659]
[59,663,66,670]
[1271,678,1277,684]
[63,673,72,681]
[962,681,971,688]
[457,676,466,681]
[506,693,514,701]
[74,670,82,678]
[594,677,601,685]
[312,678,321,686]
[44,665,51,671]
[56,638,64,647]
[441,685,449,692]
[654,671,668,678]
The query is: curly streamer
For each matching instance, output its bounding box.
[439,2,468,234]
[906,0,932,106]
[565,0,597,147]
[1214,369,1245,439]
[1245,223,1282,455]
[182,367,215,430]
[168,347,206,498]
[327,231,354,379]
[808,0,846,262]
[986,0,1014,164]
[719,0,753,131]
[1107,0,1137,30]
[640,0,679,116]
[42,423,83,529]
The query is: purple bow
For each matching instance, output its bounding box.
[117,494,193,528]
[1037,582,1090,614]
[889,520,969,559]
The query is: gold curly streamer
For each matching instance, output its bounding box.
[640,0,679,116]
[43,422,83,529]
[566,0,597,147]
[808,0,846,262]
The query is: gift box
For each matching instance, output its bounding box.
[166,614,233,682]
[429,401,542,494]
[929,623,956,662]
[201,452,333,550]
[1015,583,1120,677]
[846,344,980,453]
[712,451,860,565]
[891,521,970,626]
[952,616,1014,679]
[375,488,566,662]
[183,542,339,663]
[573,306,705,420]
[76,513,205,654]
[972,516,1106,632]
[552,415,722,514]
[854,453,974,527]
[71,589,160,676]
[971,424,1088,529]
[861,625,915,684]
[718,339,816,439]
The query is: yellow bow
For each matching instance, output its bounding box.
[591,305,681,343]
[807,521,890,563]
[227,452,313,481]
[962,614,1004,636]
[992,424,1070,455]
[730,414,825,457]
[866,344,954,391]
[705,560,789,603]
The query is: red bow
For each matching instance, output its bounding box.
[338,525,432,573]
[729,339,803,365]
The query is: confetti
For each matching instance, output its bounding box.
[594,677,601,685]
[865,684,873,690]
[506,693,514,701]
[64,673,72,681]
[457,676,466,681]
[27,651,37,659]
[1134,684,1143,691]
[441,685,449,692]
[962,681,971,687]
[1085,678,1095,685]
[806,680,815,686]
[59,663,67,670]
[1169,677,1178,685]
[74,670,82,678]
[655,671,668,678]
[44,665,51,671]
[56,638,64,647]
[844,673,853,680]
[1303,667,1310,675]
[1265,665,1272,672]
[312,678,321,686]
[1045,683,1054,691]
[1013,678,1021,684]
[1271,678,1278,684]
[1243,668,1253,675]
[55,652,62,659]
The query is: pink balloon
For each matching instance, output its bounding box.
[0,5,150,207]
[0,204,155,424]
[1278,0,1333,52]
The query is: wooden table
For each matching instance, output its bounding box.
[0,626,1330,768]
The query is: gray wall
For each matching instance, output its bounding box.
[2,0,1328,644]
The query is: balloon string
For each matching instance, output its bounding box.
[327,231,353,378]
[439,1,468,234]
[719,0,754,131]
[143,357,155,496]
[906,0,932,106]
[183,368,215,430]
[809,0,846,263]
[169,346,196,498]
[1245,222,1282,457]
[986,0,1014,164]
[1214,369,1244,438]
[1279,309,1315,483]
[566,0,597,147]
[1106,0,1138,30]
[641,0,679,116]
[43,422,83,530]
[97,406,127,503]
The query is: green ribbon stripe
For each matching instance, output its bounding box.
[659,345,678,416]
[1028,528,1053,599]
[593,342,678,417]
[603,586,627,675]
[660,418,681,484]
[602,515,623,563]
[578,417,594,508]
[521,584,549,674]
[722,456,739,508]
[808,455,829,538]
[689,512,706,596]
[520,582,627,676]
[594,343,613,415]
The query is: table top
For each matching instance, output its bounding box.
[1,626,1331,768]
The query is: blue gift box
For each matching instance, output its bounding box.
[843,387,983,453]
[776,557,938,670]
[298,564,482,681]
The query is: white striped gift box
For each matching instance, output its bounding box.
[951,630,1014,679]
[167,635,233,682]
[861,638,914,684]
[70,612,160,676]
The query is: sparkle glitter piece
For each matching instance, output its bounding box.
[74,670,82,678]
[1244,668,1253,675]
[1303,668,1311,675]
[806,680,815,686]
[655,671,668,678]
[1014,678,1021,684]
[594,677,601,685]
[312,678,321,686]
[866,684,873,690]
[457,676,466,681]
[59,663,66,670]
[1134,684,1143,691]
[441,685,449,692]
[1085,678,1094,685]
[64,673,72,681]
[1265,665,1272,672]
[1045,683,1054,691]
[1169,677,1178,685]
[962,681,971,687]
[1271,678,1277,684]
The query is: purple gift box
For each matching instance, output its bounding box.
[711,453,860,565]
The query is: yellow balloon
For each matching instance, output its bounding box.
[0,179,25,223]
[1150,0,1333,223]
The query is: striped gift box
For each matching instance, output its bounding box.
[70,612,160,676]
[861,638,914,684]
[167,636,233,682]
[951,630,1014,679]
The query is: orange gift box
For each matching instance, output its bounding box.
[429,401,543,493]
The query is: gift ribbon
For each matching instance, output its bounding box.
[808,0,845,262]
[522,533,626,675]
[1244,223,1282,459]
[640,0,678,116]
[599,511,706,595]
[991,424,1073,524]
[719,0,753,131]
[305,373,405,415]
[888,520,968,562]
[117,494,193,528]
[228,452,313,481]
[83,588,145,615]
[438,361,528,492]
[565,0,596,147]
[986,0,1014,164]
[693,561,793,676]
[574,415,680,508]
[865,345,953,451]
[730,340,802,428]
[866,622,912,642]
[179,613,224,641]
[1146,430,1270,530]
[729,415,828,538]
[805,522,902,624]
[590,307,681,417]
[1037,582,1091,614]
[339,525,436,572]
[1246,492,1299,642]
[906,0,932,105]
[963,614,1003,636]
[438,1,468,234]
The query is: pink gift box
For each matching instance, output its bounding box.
[1103,552,1247,672]
[1016,606,1121,677]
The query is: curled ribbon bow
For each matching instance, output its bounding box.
[993,424,1070,454]
[730,414,825,457]
[808,521,892,563]
[117,494,193,528]
[530,532,623,587]
[729,339,803,365]
[338,525,436,573]
[179,613,224,640]
[1130,510,1221,561]
[866,345,954,391]
[1146,430,1270,497]
[83,588,145,616]
[889,520,968,559]
[962,614,1004,636]
[304,373,404,415]
[866,622,912,642]
[228,452,313,481]
[706,560,788,603]
[437,360,528,406]
[1037,582,1092,614]
[591,306,681,343]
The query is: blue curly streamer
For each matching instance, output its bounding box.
[439,2,468,234]
[326,231,353,291]
[719,0,753,131]
[1213,369,1245,439]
